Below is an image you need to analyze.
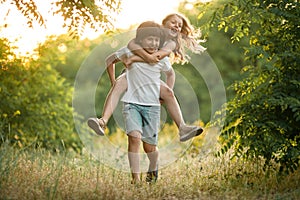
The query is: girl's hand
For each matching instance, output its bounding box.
[122,57,132,68]
[145,54,160,65]
[110,79,116,87]
[119,55,133,68]
[159,98,164,104]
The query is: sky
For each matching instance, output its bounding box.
[0,0,197,56]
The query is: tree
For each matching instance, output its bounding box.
[0,38,81,151]
[0,0,122,151]
[1,0,121,37]
[198,0,300,173]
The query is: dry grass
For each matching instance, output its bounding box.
[1,128,300,200]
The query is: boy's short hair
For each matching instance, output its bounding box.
[136,21,163,42]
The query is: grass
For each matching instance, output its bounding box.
[1,129,300,200]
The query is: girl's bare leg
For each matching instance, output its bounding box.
[159,81,183,128]
[87,74,128,135]
[160,81,203,141]
[101,73,127,124]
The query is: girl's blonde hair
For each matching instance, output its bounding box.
[162,13,206,64]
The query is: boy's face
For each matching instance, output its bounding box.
[140,36,160,54]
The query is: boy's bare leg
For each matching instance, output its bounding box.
[128,131,141,183]
[101,73,127,124]
[144,143,159,182]
[143,143,159,172]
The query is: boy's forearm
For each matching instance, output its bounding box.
[107,63,116,85]
[165,68,175,89]
[105,53,120,85]
[166,75,175,90]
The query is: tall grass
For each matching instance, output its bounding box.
[1,129,300,200]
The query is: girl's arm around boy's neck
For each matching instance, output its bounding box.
[127,39,176,64]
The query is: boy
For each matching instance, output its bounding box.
[110,21,173,183]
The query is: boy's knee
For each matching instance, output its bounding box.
[128,133,141,151]
[143,143,157,153]
[128,131,141,142]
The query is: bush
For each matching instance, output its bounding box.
[0,38,81,152]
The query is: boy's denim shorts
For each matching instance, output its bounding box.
[123,103,160,145]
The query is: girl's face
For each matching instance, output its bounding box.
[163,15,183,38]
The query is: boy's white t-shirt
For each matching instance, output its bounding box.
[115,47,172,106]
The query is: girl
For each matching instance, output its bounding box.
[88,13,206,142]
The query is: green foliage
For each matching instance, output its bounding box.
[179,4,247,99]
[10,0,44,28]
[53,0,121,37]
[1,0,121,37]
[199,0,300,173]
[36,34,90,82]
[0,38,81,152]
[34,31,131,133]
